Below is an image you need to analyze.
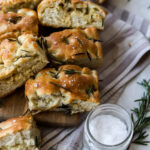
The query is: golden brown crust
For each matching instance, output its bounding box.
[37,0,106,29]
[0,115,33,139]
[0,8,38,42]
[0,33,48,98]
[46,27,103,68]
[0,0,42,12]
[25,65,100,112]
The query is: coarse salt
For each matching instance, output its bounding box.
[89,115,128,145]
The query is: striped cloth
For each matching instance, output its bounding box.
[40,4,150,150]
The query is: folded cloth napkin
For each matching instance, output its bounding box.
[40,4,150,150]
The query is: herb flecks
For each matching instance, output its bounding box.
[36,37,47,50]
[8,38,22,45]
[49,71,59,79]
[75,37,84,46]
[35,136,40,148]
[86,51,91,61]
[50,82,72,92]
[86,85,96,95]
[7,16,22,24]
[62,34,72,45]
[130,79,150,146]
[15,55,32,61]
[64,69,80,75]
[73,52,85,56]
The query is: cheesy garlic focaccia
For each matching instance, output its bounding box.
[46,27,103,68]
[0,8,38,42]
[0,33,48,98]
[25,65,100,114]
[0,0,42,13]
[38,0,106,30]
[0,115,41,150]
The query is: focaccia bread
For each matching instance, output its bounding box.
[0,8,38,42]
[46,27,103,68]
[25,65,100,114]
[0,33,48,98]
[0,115,41,150]
[0,0,42,13]
[37,0,106,30]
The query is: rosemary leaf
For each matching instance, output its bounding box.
[50,82,72,92]
[73,52,86,56]
[49,71,59,79]
[75,37,84,46]
[20,49,30,53]
[86,51,91,61]
[8,38,22,45]
[62,34,72,44]
[64,69,80,75]
[15,55,32,61]
[7,16,22,24]
[35,136,40,148]
[86,85,96,95]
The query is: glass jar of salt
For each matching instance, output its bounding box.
[82,104,133,150]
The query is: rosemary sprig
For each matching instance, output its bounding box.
[130,79,150,146]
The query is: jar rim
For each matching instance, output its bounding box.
[85,103,134,148]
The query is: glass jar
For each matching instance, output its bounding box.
[82,104,134,150]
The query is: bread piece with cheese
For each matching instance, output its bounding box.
[38,0,106,30]
[0,8,38,42]
[46,27,103,68]
[25,65,100,114]
[0,33,48,98]
[0,0,42,13]
[0,115,41,150]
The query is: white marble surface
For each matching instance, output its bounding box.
[109,0,150,21]
[107,1,150,149]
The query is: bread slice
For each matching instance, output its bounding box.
[46,27,103,68]
[37,0,106,30]
[0,0,42,13]
[25,65,100,114]
[0,115,41,150]
[0,8,38,42]
[0,33,48,98]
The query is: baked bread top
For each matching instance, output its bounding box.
[0,115,34,139]
[0,0,42,12]
[25,65,100,113]
[0,33,48,80]
[38,0,106,30]
[0,8,38,41]
[46,27,103,68]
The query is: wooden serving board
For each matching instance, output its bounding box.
[0,87,82,127]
